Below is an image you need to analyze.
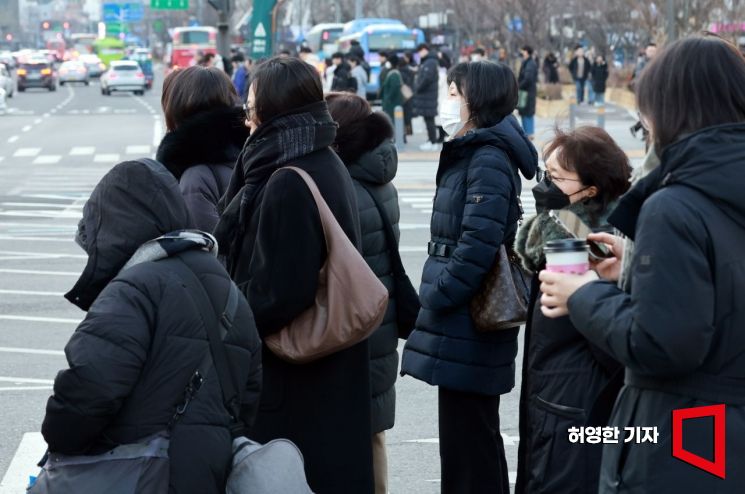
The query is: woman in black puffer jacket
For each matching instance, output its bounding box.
[401,61,538,494]
[157,66,249,232]
[327,92,401,494]
[42,159,262,494]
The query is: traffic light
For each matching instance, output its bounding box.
[42,21,50,29]
[4,34,12,42]
[63,22,70,29]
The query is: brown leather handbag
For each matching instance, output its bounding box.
[264,167,389,364]
[470,245,532,331]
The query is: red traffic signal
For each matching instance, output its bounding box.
[4,34,11,41]
[42,21,50,29]
[63,22,70,29]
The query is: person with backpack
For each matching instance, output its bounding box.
[39,158,262,494]
[156,66,249,233]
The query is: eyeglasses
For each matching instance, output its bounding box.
[536,168,582,184]
[242,103,255,120]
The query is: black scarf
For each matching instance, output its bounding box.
[213,100,338,266]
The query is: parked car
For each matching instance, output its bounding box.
[58,61,90,86]
[0,63,13,97]
[79,54,106,78]
[17,59,57,92]
[100,60,146,95]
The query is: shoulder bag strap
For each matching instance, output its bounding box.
[166,257,242,432]
[359,183,406,277]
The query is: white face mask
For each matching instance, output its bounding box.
[440,98,465,138]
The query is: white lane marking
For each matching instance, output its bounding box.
[43,113,50,118]
[0,289,64,297]
[425,472,518,485]
[0,250,86,259]
[0,221,78,229]
[22,194,90,200]
[12,148,40,157]
[0,386,53,391]
[2,202,83,208]
[7,136,18,143]
[152,119,162,146]
[32,155,61,165]
[399,223,429,230]
[0,211,83,219]
[405,434,520,446]
[0,268,78,276]
[113,109,137,114]
[0,433,47,491]
[0,157,3,163]
[0,236,71,243]
[33,118,42,125]
[400,246,427,253]
[93,153,120,163]
[69,146,95,155]
[21,125,31,132]
[401,198,434,203]
[0,377,55,385]
[0,347,65,356]
[125,145,151,155]
[0,315,79,324]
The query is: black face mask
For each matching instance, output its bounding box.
[532,177,571,211]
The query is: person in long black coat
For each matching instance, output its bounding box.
[41,159,262,494]
[590,55,609,106]
[215,57,374,494]
[538,35,745,493]
[156,66,249,232]
[543,52,560,83]
[514,127,631,494]
[327,92,401,494]
[401,61,538,493]
[517,45,538,138]
[413,43,440,147]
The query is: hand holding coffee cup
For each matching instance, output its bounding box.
[544,239,590,274]
[538,268,599,319]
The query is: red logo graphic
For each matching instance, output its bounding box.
[672,404,726,479]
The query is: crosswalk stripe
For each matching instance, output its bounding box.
[12,148,40,158]
[93,153,120,163]
[125,145,151,155]
[31,155,61,165]
[69,146,95,155]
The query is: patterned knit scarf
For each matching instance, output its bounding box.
[120,230,218,272]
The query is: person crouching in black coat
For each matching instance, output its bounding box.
[41,159,262,494]
[157,66,249,233]
[514,127,631,494]
[326,92,402,494]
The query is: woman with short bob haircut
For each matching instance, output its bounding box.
[538,33,745,493]
[214,57,374,494]
[157,66,248,232]
[401,60,538,493]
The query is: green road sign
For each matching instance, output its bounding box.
[250,0,275,58]
[150,0,188,10]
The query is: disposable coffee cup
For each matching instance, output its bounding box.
[544,239,590,274]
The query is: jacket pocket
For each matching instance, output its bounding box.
[527,395,588,493]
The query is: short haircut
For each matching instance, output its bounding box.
[447,60,517,128]
[347,55,360,65]
[250,56,324,123]
[647,42,657,48]
[636,33,745,150]
[231,53,245,63]
[417,43,430,52]
[543,127,632,214]
[473,47,485,56]
[331,51,344,60]
[522,45,534,56]
[161,65,239,131]
[299,46,312,54]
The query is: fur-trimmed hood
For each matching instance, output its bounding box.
[156,106,249,180]
[334,111,394,166]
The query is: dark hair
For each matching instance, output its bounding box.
[647,42,657,48]
[636,34,745,150]
[326,92,393,163]
[231,53,245,63]
[280,50,291,56]
[347,55,360,65]
[473,47,485,56]
[250,56,324,123]
[299,46,312,54]
[379,51,389,59]
[543,127,632,214]
[447,61,517,128]
[331,51,344,60]
[417,43,430,52]
[521,45,534,56]
[161,65,240,131]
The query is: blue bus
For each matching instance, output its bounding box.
[337,23,424,98]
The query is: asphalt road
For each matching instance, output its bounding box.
[0,73,643,493]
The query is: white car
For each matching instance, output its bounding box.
[100,61,146,96]
[0,64,13,98]
[58,61,90,86]
[0,87,7,114]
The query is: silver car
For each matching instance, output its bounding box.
[100,61,146,96]
[0,64,13,98]
[59,61,90,86]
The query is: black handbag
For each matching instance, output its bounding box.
[362,185,421,339]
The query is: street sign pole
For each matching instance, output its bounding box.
[208,0,231,62]
[249,0,276,59]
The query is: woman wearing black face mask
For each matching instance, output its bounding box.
[514,127,631,494]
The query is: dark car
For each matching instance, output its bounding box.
[17,60,57,92]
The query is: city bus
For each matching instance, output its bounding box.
[70,33,97,56]
[93,37,126,67]
[337,23,424,98]
[305,23,344,59]
[168,26,217,70]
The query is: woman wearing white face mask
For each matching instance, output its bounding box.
[401,61,538,493]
